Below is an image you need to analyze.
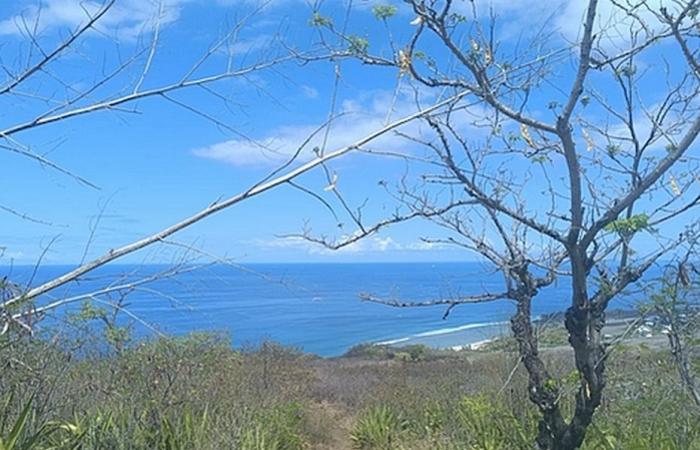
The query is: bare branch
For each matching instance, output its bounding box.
[2,88,473,306]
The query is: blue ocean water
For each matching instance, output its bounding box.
[2,263,644,356]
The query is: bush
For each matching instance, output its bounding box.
[453,395,535,449]
[351,405,408,449]
[238,403,307,450]
[344,344,434,362]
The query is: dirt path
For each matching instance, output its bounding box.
[307,401,355,450]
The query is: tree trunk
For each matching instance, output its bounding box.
[511,292,607,450]
[510,295,568,448]
[558,303,607,449]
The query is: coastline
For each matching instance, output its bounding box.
[373,320,511,351]
[371,308,651,354]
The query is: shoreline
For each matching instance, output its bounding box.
[368,308,648,355]
[371,320,511,352]
[450,338,494,352]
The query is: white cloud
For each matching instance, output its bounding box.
[192,123,319,166]
[451,0,670,51]
[0,0,187,40]
[373,236,398,252]
[2,0,669,50]
[227,34,273,56]
[555,0,667,48]
[251,235,449,255]
[0,250,24,260]
[332,236,401,254]
[192,89,431,167]
[582,97,697,159]
[250,235,400,254]
[233,0,674,48]
[405,240,448,251]
[301,85,319,99]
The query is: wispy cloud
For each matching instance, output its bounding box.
[1,250,24,260]
[250,235,448,255]
[192,123,319,167]
[249,235,398,254]
[554,0,667,48]
[0,0,187,40]
[227,34,273,56]
[192,89,434,167]
[451,0,669,50]
[301,85,319,99]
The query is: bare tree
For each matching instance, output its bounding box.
[649,234,700,410]
[0,1,477,335]
[0,0,296,330]
[3,1,700,446]
[1,0,503,339]
[296,1,700,448]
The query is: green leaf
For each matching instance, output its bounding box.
[347,35,369,54]
[531,154,550,164]
[73,301,107,322]
[309,12,332,27]
[449,13,467,24]
[606,144,621,157]
[372,5,397,20]
[618,65,637,78]
[2,396,33,450]
[604,213,650,235]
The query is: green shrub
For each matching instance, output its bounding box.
[351,405,408,449]
[236,403,306,450]
[0,396,83,450]
[247,403,307,450]
[344,344,434,362]
[344,344,393,359]
[238,425,281,450]
[453,395,535,449]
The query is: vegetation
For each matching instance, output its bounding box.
[301,1,700,447]
[2,0,700,448]
[1,333,315,450]
[1,326,699,449]
[344,344,436,362]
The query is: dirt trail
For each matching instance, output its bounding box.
[305,357,397,449]
[307,400,355,450]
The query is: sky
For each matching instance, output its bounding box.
[0,0,697,266]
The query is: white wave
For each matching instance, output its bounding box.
[469,339,494,350]
[412,320,508,338]
[374,320,508,347]
[375,337,410,346]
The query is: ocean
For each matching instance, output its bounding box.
[2,262,645,356]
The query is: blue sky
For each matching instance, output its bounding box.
[0,0,697,265]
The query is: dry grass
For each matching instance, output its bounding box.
[1,332,699,449]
